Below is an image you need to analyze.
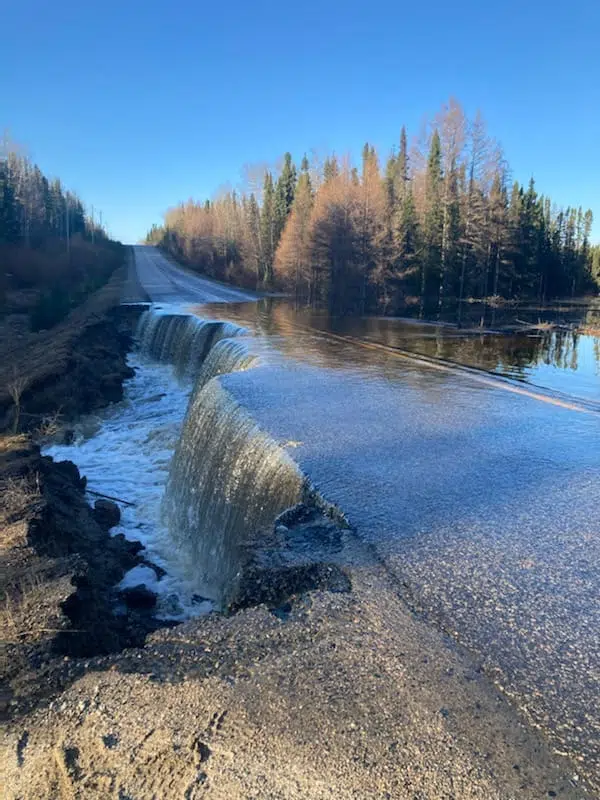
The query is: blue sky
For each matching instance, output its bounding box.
[2,0,599,243]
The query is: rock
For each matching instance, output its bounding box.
[113,533,144,556]
[93,499,121,529]
[120,585,157,610]
[231,562,352,612]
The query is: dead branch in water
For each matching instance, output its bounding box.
[86,489,136,507]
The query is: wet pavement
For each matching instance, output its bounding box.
[132,247,600,785]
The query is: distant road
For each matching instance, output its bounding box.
[124,245,258,305]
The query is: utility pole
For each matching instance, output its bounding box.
[91,204,95,244]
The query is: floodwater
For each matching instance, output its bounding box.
[44,353,213,619]
[197,298,600,404]
[46,288,600,785]
[189,297,600,780]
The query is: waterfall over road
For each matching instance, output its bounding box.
[137,309,246,378]
[136,305,300,605]
[163,378,304,604]
[118,246,600,786]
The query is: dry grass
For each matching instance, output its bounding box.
[34,409,65,441]
[6,367,31,433]
[0,563,73,685]
[0,473,42,523]
[0,470,43,558]
[0,264,127,416]
[0,434,29,454]
[1,570,46,644]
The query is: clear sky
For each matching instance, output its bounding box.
[2,0,599,244]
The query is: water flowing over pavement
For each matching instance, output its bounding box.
[84,246,598,786]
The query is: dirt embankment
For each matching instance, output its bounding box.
[0,262,154,720]
[0,440,157,714]
[0,266,140,434]
[1,541,591,799]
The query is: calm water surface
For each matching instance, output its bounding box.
[191,297,600,785]
[195,297,600,403]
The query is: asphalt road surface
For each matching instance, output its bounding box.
[124,245,257,305]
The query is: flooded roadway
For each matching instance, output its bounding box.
[131,247,600,784]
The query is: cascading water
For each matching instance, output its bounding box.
[136,309,246,378]
[45,304,300,616]
[194,337,258,390]
[137,304,305,607]
[162,378,305,606]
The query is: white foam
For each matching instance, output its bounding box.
[43,352,213,619]
[118,564,159,591]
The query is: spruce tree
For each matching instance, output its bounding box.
[438,156,461,312]
[274,158,314,298]
[323,155,339,184]
[422,129,443,312]
[395,126,409,202]
[488,171,509,314]
[244,193,261,286]
[392,184,419,299]
[0,161,19,243]
[273,153,297,247]
[260,172,275,286]
[384,152,397,209]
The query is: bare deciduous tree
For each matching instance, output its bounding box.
[7,368,30,434]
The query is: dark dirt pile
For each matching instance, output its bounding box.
[0,440,159,717]
[0,262,152,720]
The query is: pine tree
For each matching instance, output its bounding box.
[591,245,600,286]
[357,145,386,312]
[487,171,509,320]
[308,167,360,312]
[391,184,419,302]
[323,155,339,184]
[394,126,409,203]
[384,151,397,209]
[422,129,443,314]
[457,115,490,321]
[438,156,460,312]
[260,172,275,286]
[273,153,297,247]
[243,193,261,285]
[0,161,19,243]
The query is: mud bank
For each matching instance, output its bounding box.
[0,271,153,719]
[0,440,163,716]
[0,266,141,434]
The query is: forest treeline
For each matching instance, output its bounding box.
[147,99,599,319]
[0,144,122,329]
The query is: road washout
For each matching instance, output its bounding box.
[2,256,596,797]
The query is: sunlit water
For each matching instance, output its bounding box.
[197,298,600,404]
[192,298,600,778]
[45,297,600,782]
[44,352,211,619]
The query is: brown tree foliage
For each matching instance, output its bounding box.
[150,99,597,316]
